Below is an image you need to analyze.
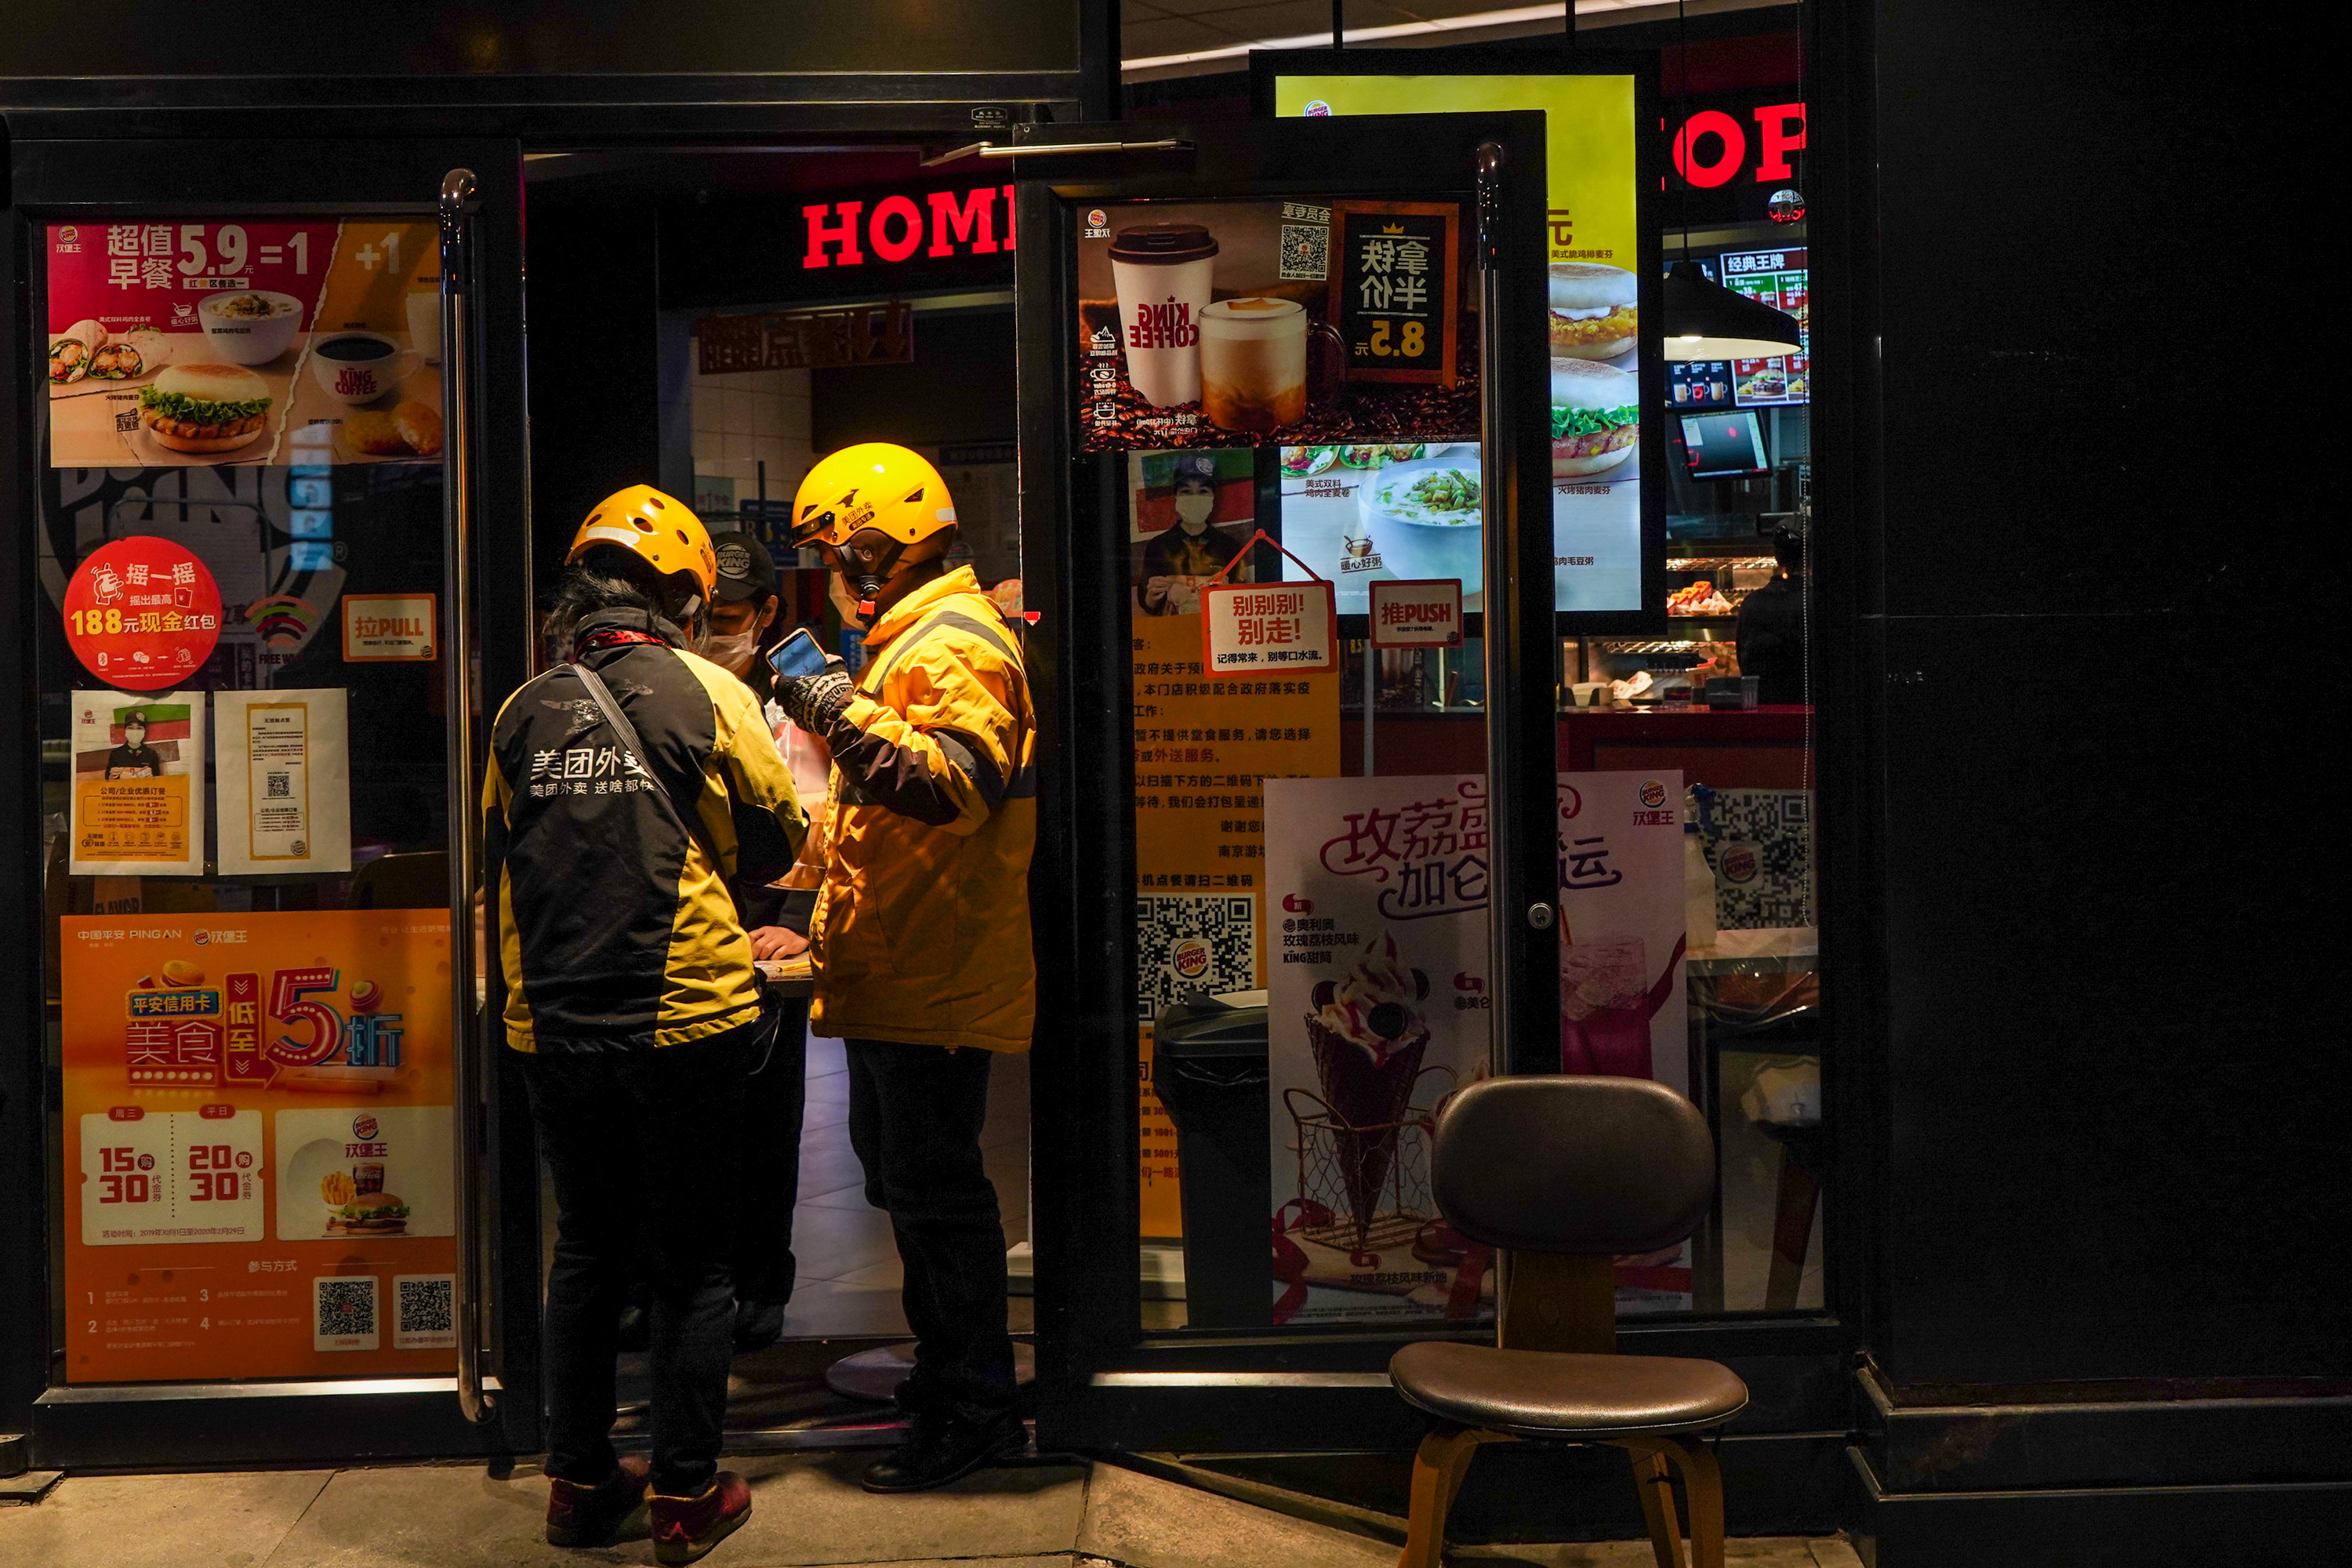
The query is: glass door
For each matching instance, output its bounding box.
[1010,114,1562,1450]
[1,136,537,1465]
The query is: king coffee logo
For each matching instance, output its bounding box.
[1130,297,1200,350]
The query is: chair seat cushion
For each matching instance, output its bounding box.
[1390,1341,1748,1439]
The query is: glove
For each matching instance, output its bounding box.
[773,665,856,739]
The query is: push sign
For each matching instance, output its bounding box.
[1368,579,1463,648]
[1198,529,1338,676]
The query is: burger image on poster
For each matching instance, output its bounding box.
[138,362,274,456]
[1547,263,1639,362]
[1550,358,1640,481]
[274,1105,454,1242]
[1358,452,1485,590]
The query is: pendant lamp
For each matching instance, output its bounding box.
[1661,260,1805,361]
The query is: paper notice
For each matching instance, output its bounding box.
[69,690,207,876]
[215,688,350,875]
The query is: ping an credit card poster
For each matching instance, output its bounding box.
[60,909,457,1381]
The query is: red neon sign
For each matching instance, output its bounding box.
[1670,100,1806,188]
[803,183,1018,270]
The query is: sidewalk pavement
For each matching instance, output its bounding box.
[0,1451,1864,1568]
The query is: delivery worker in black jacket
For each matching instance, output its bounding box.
[485,485,806,1566]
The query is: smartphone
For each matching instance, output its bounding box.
[768,626,833,681]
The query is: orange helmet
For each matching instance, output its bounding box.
[568,485,717,604]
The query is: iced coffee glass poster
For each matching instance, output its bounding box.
[1276,74,1646,612]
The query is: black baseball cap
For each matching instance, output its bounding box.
[710,531,779,604]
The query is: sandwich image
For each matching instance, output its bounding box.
[320,1170,408,1236]
[89,327,171,381]
[137,361,273,454]
[327,1192,411,1236]
[1547,263,1639,361]
[1550,358,1640,480]
[49,318,106,383]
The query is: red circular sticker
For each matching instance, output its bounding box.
[63,536,222,691]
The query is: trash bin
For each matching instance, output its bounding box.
[1152,989,1272,1328]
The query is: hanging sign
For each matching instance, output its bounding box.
[1329,202,1460,386]
[64,536,223,691]
[1198,530,1338,677]
[1368,579,1463,648]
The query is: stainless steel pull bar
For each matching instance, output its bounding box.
[1474,140,1526,1067]
[920,138,1190,168]
[438,166,495,1427]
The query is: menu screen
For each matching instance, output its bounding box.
[1720,246,1809,407]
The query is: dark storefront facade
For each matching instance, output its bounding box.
[0,5,2339,1566]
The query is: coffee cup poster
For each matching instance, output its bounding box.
[58,909,457,1383]
[45,220,445,468]
[1263,771,1690,1325]
[1076,200,1467,452]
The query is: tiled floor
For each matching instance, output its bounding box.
[0,1454,1867,1568]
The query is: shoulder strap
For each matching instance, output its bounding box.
[566,658,737,911]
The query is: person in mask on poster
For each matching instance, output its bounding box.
[485,485,806,1564]
[769,441,1037,1494]
[1136,453,1245,616]
[103,710,165,779]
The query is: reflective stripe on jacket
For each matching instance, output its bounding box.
[809,568,1036,1052]
[485,620,808,1052]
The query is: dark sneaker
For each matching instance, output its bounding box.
[545,1454,650,1548]
[732,1298,786,1353]
[861,1410,1028,1494]
[650,1471,753,1565]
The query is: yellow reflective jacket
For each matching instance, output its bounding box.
[808,568,1036,1051]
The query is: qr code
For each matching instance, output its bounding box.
[1279,223,1330,281]
[1136,895,1255,1020]
[1698,789,1814,929]
[266,771,291,798]
[313,1275,379,1351]
[394,1273,457,1350]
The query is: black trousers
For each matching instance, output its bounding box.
[844,1038,1017,1420]
[731,996,808,1304]
[522,1027,758,1496]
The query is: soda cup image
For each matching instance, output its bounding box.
[1559,932,1689,1077]
[1109,223,1218,408]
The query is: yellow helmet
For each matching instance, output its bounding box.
[789,443,957,553]
[568,485,717,603]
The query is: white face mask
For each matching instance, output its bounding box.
[703,627,759,676]
[1174,492,1214,533]
[827,573,867,633]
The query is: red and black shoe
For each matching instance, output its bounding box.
[650,1471,753,1565]
[545,1454,650,1548]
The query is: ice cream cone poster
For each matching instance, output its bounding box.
[1264,775,1497,1326]
[58,909,456,1382]
[1265,771,1691,1323]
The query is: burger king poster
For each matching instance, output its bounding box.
[45,219,445,468]
[1264,771,1691,1325]
[59,909,457,1382]
[1274,73,1650,615]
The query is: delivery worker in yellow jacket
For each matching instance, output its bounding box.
[771,443,1036,1493]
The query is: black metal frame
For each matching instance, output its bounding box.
[0,135,540,1468]
[1012,112,1582,1454]
[1248,45,1675,637]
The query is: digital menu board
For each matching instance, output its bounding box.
[1271,67,1655,619]
[1720,246,1808,406]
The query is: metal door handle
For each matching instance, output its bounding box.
[439,166,495,1426]
[920,137,1189,168]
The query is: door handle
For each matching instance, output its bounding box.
[920,137,1190,168]
[438,166,495,1427]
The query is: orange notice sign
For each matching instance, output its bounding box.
[60,909,456,1383]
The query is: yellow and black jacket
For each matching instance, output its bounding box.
[800,568,1037,1052]
[485,610,807,1053]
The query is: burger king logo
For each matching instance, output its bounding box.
[1639,779,1668,809]
[1086,209,1108,229]
[1171,938,1212,982]
[350,1114,379,1141]
[1304,100,1332,118]
[1717,843,1762,886]
[716,541,752,579]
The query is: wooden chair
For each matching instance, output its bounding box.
[1389,1076,1748,1568]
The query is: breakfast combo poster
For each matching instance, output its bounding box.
[59,909,456,1383]
[1276,73,1646,612]
[46,219,445,470]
